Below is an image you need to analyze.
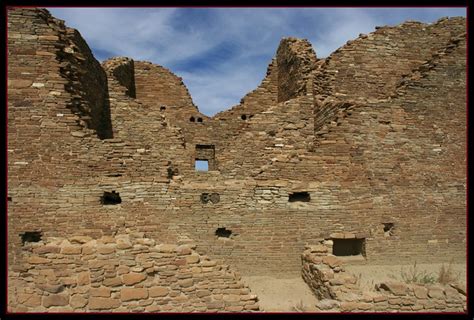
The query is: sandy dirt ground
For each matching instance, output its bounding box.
[241,275,318,312]
[241,263,466,312]
[344,263,467,291]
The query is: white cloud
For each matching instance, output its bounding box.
[180,63,264,115]
[48,8,465,116]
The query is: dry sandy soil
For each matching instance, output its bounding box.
[344,263,467,291]
[241,275,318,312]
[242,263,466,312]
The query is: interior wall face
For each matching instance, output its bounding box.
[7,8,466,278]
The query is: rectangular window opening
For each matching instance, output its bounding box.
[332,238,365,257]
[195,160,209,171]
[196,144,214,150]
[20,231,42,245]
[195,144,216,171]
[289,191,311,202]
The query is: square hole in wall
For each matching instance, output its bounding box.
[215,227,232,238]
[289,191,310,202]
[20,231,42,245]
[332,238,365,257]
[383,223,395,237]
[101,191,122,205]
[195,160,209,171]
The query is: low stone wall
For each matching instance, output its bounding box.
[302,243,466,312]
[8,234,259,312]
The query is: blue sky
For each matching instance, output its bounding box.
[48,8,466,116]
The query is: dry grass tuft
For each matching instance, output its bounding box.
[437,260,460,285]
[400,261,436,284]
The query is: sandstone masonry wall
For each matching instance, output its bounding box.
[134,61,199,115]
[301,244,466,312]
[312,17,466,103]
[102,57,136,98]
[8,7,466,291]
[61,27,113,139]
[8,234,259,312]
[276,37,317,102]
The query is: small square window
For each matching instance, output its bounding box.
[101,191,122,205]
[195,160,209,171]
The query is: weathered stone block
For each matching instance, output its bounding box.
[90,287,111,297]
[33,246,60,254]
[309,245,328,253]
[186,254,200,264]
[70,295,87,308]
[149,286,169,297]
[444,286,461,299]
[340,301,358,311]
[144,304,161,312]
[122,272,146,285]
[117,265,130,275]
[413,285,428,299]
[223,294,240,302]
[330,233,344,239]
[9,79,33,88]
[116,238,132,249]
[42,294,69,307]
[38,35,59,41]
[225,305,244,312]
[27,256,50,264]
[155,244,177,253]
[37,283,64,294]
[378,281,408,296]
[428,286,445,299]
[178,278,194,288]
[88,297,120,310]
[201,260,216,267]
[176,245,192,255]
[322,255,341,268]
[196,289,211,298]
[120,288,148,301]
[17,293,41,307]
[70,236,93,244]
[77,271,91,286]
[103,277,122,287]
[97,245,116,255]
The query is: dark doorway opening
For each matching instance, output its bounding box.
[332,238,365,256]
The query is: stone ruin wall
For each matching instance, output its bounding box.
[312,17,466,103]
[301,243,466,312]
[8,234,258,312]
[8,7,466,311]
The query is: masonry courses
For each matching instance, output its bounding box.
[7,8,466,312]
